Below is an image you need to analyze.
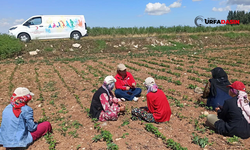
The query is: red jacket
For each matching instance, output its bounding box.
[147,89,171,122]
[115,72,136,90]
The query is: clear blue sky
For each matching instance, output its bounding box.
[0,0,249,33]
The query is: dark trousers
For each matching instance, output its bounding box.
[115,88,141,101]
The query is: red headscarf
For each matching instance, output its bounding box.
[10,93,32,117]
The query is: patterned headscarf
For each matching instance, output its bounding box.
[10,93,32,118]
[146,84,158,94]
[237,90,250,123]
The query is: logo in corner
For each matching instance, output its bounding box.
[194,16,204,27]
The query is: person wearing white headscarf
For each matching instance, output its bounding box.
[131,77,171,123]
[90,76,125,121]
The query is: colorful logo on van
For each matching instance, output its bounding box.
[45,18,84,33]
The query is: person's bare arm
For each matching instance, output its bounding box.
[203,82,211,98]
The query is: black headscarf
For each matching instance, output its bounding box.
[209,67,231,97]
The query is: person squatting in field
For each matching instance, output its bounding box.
[206,81,250,139]
[131,77,172,123]
[199,67,232,110]
[114,63,142,102]
[0,87,52,149]
[90,75,126,121]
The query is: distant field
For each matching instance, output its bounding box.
[0,31,250,150]
[87,24,250,36]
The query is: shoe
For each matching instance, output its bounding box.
[121,98,126,101]
[133,97,138,102]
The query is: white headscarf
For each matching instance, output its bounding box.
[102,76,116,97]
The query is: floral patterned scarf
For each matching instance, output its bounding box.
[237,91,250,123]
[146,83,158,94]
[10,93,32,118]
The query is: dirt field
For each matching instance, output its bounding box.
[0,33,250,150]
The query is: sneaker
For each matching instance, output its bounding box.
[121,98,126,101]
[133,97,138,102]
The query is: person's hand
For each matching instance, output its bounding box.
[120,106,125,112]
[118,101,122,106]
[118,101,125,107]
[132,83,136,88]
[215,107,220,112]
[126,86,130,91]
[121,103,125,107]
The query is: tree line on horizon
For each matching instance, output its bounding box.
[227,10,250,24]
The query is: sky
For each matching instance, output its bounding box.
[0,0,250,34]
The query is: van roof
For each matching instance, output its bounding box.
[32,15,84,17]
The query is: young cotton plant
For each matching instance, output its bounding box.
[192,133,209,148]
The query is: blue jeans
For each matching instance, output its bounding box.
[115,88,142,101]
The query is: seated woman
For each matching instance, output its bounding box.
[0,87,52,149]
[90,76,125,121]
[114,63,142,101]
[199,67,231,110]
[206,81,250,139]
[131,77,171,123]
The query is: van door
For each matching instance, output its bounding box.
[23,17,46,39]
[45,17,71,39]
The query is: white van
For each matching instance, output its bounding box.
[8,15,88,42]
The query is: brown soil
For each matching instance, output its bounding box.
[0,33,250,150]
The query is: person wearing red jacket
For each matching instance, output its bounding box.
[131,77,171,123]
[114,64,142,101]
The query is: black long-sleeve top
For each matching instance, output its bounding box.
[215,97,250,139]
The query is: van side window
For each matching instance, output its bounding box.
[26,17,42,26]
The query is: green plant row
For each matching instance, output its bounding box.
[167,95,184,108]
[44,132,57,150]
[74,94,83,109]
[34,68,45,102]
[148,72,182,85]
[92,118,119,150]
[141,59,170,68]
[192,133,210,148]
[187,69,211,78]
[160,59,184,66]
[125,64,141,71]
[98,61,113,71]
[58,119,82,137]
[129,60,155,70]
[145,124,187,150]
[206,57,240,67]
[188,76,203,84]
[8,65,18,96]
[53,67,72,92]
[140,59,181,77]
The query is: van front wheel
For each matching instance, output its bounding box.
[71,31,81,40]
[18,33,30,42]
